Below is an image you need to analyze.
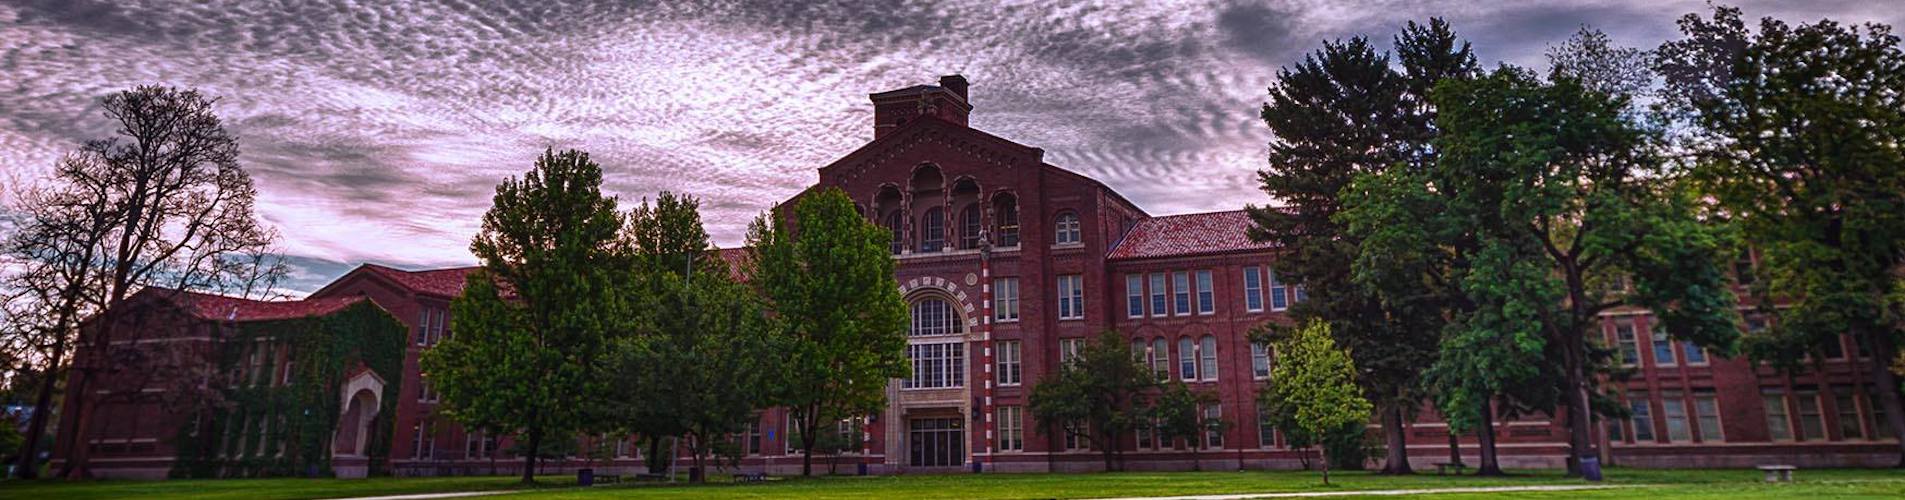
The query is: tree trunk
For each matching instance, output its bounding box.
[1319,445,1331,485]
[1381,404,1412,474]
[1446,424,1461,467]
[799,413,816,477]
[13,345,65,479]
[1859,326,1905,468]
[646,437,666,473]
[1561,331,1592,477]
[521,428,542,484]
[1476,399,1503,476]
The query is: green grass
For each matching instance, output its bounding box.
[2,468,1900,499]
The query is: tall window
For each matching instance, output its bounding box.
[1125,275,1144,318]
[1694,390,1723,442]
[1151,338,1170,380]
[885,211,904,255]
[994,197,1019,247]
[1652,326,1677,367]
[1054,211,1080,245]
[1251,343,1271,379]
[739,419,763,455]
[416,308,446,346]
[1629,392,1655,441]
[1662,391,1691,442]
[1196,270,1214,314]
[468,431,495,460]
[904,342,965,389]
[959,206,982,249]
[1199,336,1218,381]
[1059,338,1086,366]
[1292,285,1308,303]
[1178,337,1196,381]
[1835,387,1864,440]
[418,378,438,403]
[1796,389,1825,440]
[1269,271,1288,311]
[997,406,1024,452]
[1257,403,1277,448]
[996,341,1022,386]
[994,278,1020,322]
[1057,275,1083,320]
[1243,266,1264,312]
[1148,273,1167,317]
[1172,271,1191,315]
[1763,389,1793,441]
[920,207,945,252]
[911,298,959,336]
[1681,340,1708,365]
[1615,320,1640,366]
[1202,404,1224,449]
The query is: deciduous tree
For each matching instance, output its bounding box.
[1266,320,1372,485]
[1028,329,1156,472]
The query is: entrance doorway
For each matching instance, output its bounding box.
[908,417,965,467]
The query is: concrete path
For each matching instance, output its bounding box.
[1087,484,1632,500]
[322,491,519,500]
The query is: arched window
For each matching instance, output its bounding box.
[920,207,945,252]
[910,298,960,336]
[959,205,982,249]
[883,211,904,255]
[1178,337,1196,381]
[1054,211,1081,245]
[993,194,1020,247]
[1199,336,1218,381]
[1152,338,1170,379]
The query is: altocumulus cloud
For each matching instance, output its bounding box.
[2,0,1897,294]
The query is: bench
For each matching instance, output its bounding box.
[1433,462,1468,476]
[594,473,623,484]
[732,472,768,483]
[1757,464,1796,483]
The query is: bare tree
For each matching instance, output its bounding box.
[2,85,281,479]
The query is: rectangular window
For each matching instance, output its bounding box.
[417,309,430,346]
[1662,392,1691,442]
[1172,271,1190,315]
[1681,340,1708,365]
[1149,273,1167,317]
[1251,343,1272,379]
[1269,271,1288,311]
[1057,275,1083,320]
[1065,420,1086,451]
[1835,387,1865,440]
[1292,284,1308,303]
[742,419,763,456]
[1178,338,1197,382]
[994,278,1020,322]
[1203,404,1224,449]
[1196,270,1214,314]
[1796,389,1825,440]
[998,406,1024,452]
[1059,338,1085,366]
[1125,275,1144,318]
[1136,416,1155,450]
[1257,403,1277,448]
[1150,338,1170,380]
[903,342,966,389]
[1763,389,1793,441]
[1694,391,1723,442]
[1199,336,1218,381]
[1243,266,1264,312]
[1629,392,1655,441]
[1615,320,1640,367]
[997,341,1022,386]
[1652,326,1677,367]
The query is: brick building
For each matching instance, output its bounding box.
[55,76,1899,479]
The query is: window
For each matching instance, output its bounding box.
[739,420,763,456]
[1662,392,1691,442]
[1763,389,1793,441]
[1258,403,1277,448]
[1202,404,1224,449]
[1796,389,1824,440]
[416,308,446,346]
[885,211,904,254]
[997,406,1024,452]
[1054,212,1080,245]
[1694,391,1723,442]
[903,342,965,389]
[1057,275,1083,320]
[1652,326,1677,367]
[1835,387,1865,440]
[1178,337,1196,381]
[1136,415,1155,449]
[1172,271,1191,315]
[1292,284,1308,303]
[1629,392,1655,441]
[1125,275,1144,318]
[994,278,1020,322]
[1059,338,1086,366]
[413,421,436,460]
[959,206,982,249]
[1151,338,1170,380]
[994,197,1019,247]
[911,298,960,336]
[1269,271,1288,311]
[1681,340,1708,365]
[1615,320,1640,366]
[1065,420,1087,450]
[468,431,496,460]
[1196,270,1214,314]
[996,341,1022,386]
[418,378,438,403]
[1823,335,1847,360]
[1148,273,1167,317]
[1251,343,1272,379]
[1243,266,1264,312]
[920,207,946,252]
[1199,336,1218,381]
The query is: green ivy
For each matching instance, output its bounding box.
[170,301,407,478]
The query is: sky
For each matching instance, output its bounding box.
[2,0,1899,294]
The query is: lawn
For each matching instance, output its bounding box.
[0,468,1899,499]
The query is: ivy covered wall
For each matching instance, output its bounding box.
[170,301,408,478]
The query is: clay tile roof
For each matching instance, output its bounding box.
[714,247,752,281]
[1107,210,1275,261]
[362,264,482,297]
[148,288,368,322]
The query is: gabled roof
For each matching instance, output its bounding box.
[138,287,368,322]
[1107,210,1275,261]
[358,263,481,297]
[714,247,752,281]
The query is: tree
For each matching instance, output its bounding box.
[1267,320,1372,485]
[1249,19,1477,474]
[421,149,626,483]
[1429,65,1740,477]
[745,187,908,476]
[1,86,283,478]
[1657,6,1905,465]
[1028,329,1156,472]
[1149,381,1222,471]
[605,192,779,483]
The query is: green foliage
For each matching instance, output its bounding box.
[1266,321,1372,483]
[745,186,908,476]
[170,301,408,478]
[1028,330,1157,471]
[423,149,628,483]
[1148,382,1225,470]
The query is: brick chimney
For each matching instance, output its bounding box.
[870,74,972,139]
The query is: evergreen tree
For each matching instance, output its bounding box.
[745,187,908,476]
[1658,6,1905,465]
[1028,329,1157,472]
[423,149,627,483]
[1266,320,1372,485]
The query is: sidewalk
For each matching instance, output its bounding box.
[1087,484,1632,500]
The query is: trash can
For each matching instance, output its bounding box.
[971,461,983,474]
[1579,456,1603,482]
[857,462,869,476]
[578,468,594,486]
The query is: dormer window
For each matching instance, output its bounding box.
[1054,211,1080,245]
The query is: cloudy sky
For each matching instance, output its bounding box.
[2,0,1898,293]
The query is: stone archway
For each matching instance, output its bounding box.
[331,370,385,478]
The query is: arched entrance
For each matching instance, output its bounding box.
[331,370,385,478]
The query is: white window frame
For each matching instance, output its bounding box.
[1199,335,1218,381]
[1148,273,1167,318]
[903,342,966,390]
[997,406,1024,452]
[1057,275,1084,320]
[1269,271,1288,311]
[994,278,1020,322]
[1196,270,1214,314]
[1172,271,1191,316]
[1251,342,1271,380]
[1055,212,1081,245]
[1243,266,1264,312]
[997,340,1022,386]
[1125,275,1144,319]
